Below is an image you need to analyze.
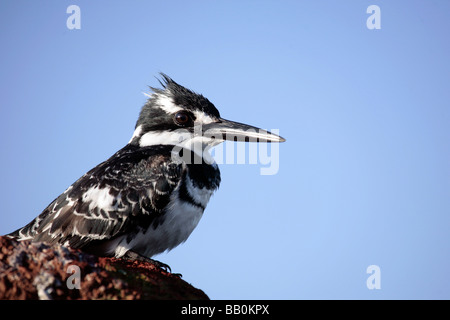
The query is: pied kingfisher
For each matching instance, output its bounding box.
[7,74,285,270]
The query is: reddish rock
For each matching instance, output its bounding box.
[0,236,208,300]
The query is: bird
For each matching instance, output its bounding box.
[7,74,285,271]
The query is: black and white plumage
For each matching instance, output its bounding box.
[8,74,285,264]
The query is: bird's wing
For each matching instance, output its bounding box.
[9,145,183,249]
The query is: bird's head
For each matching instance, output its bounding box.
[129,74,285,156]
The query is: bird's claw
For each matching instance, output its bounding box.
[148,259,172,273]
[123,250,176,274]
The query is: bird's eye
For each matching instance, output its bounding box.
[174,111,191,126]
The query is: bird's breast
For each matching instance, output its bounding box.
[116,176,216,258]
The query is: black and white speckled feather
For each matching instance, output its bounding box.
[9,144,220,258]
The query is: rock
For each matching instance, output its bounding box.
[0,236,208,300]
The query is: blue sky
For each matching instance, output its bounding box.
[1,1,449,299]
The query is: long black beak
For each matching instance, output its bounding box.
[202,118,286,143]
